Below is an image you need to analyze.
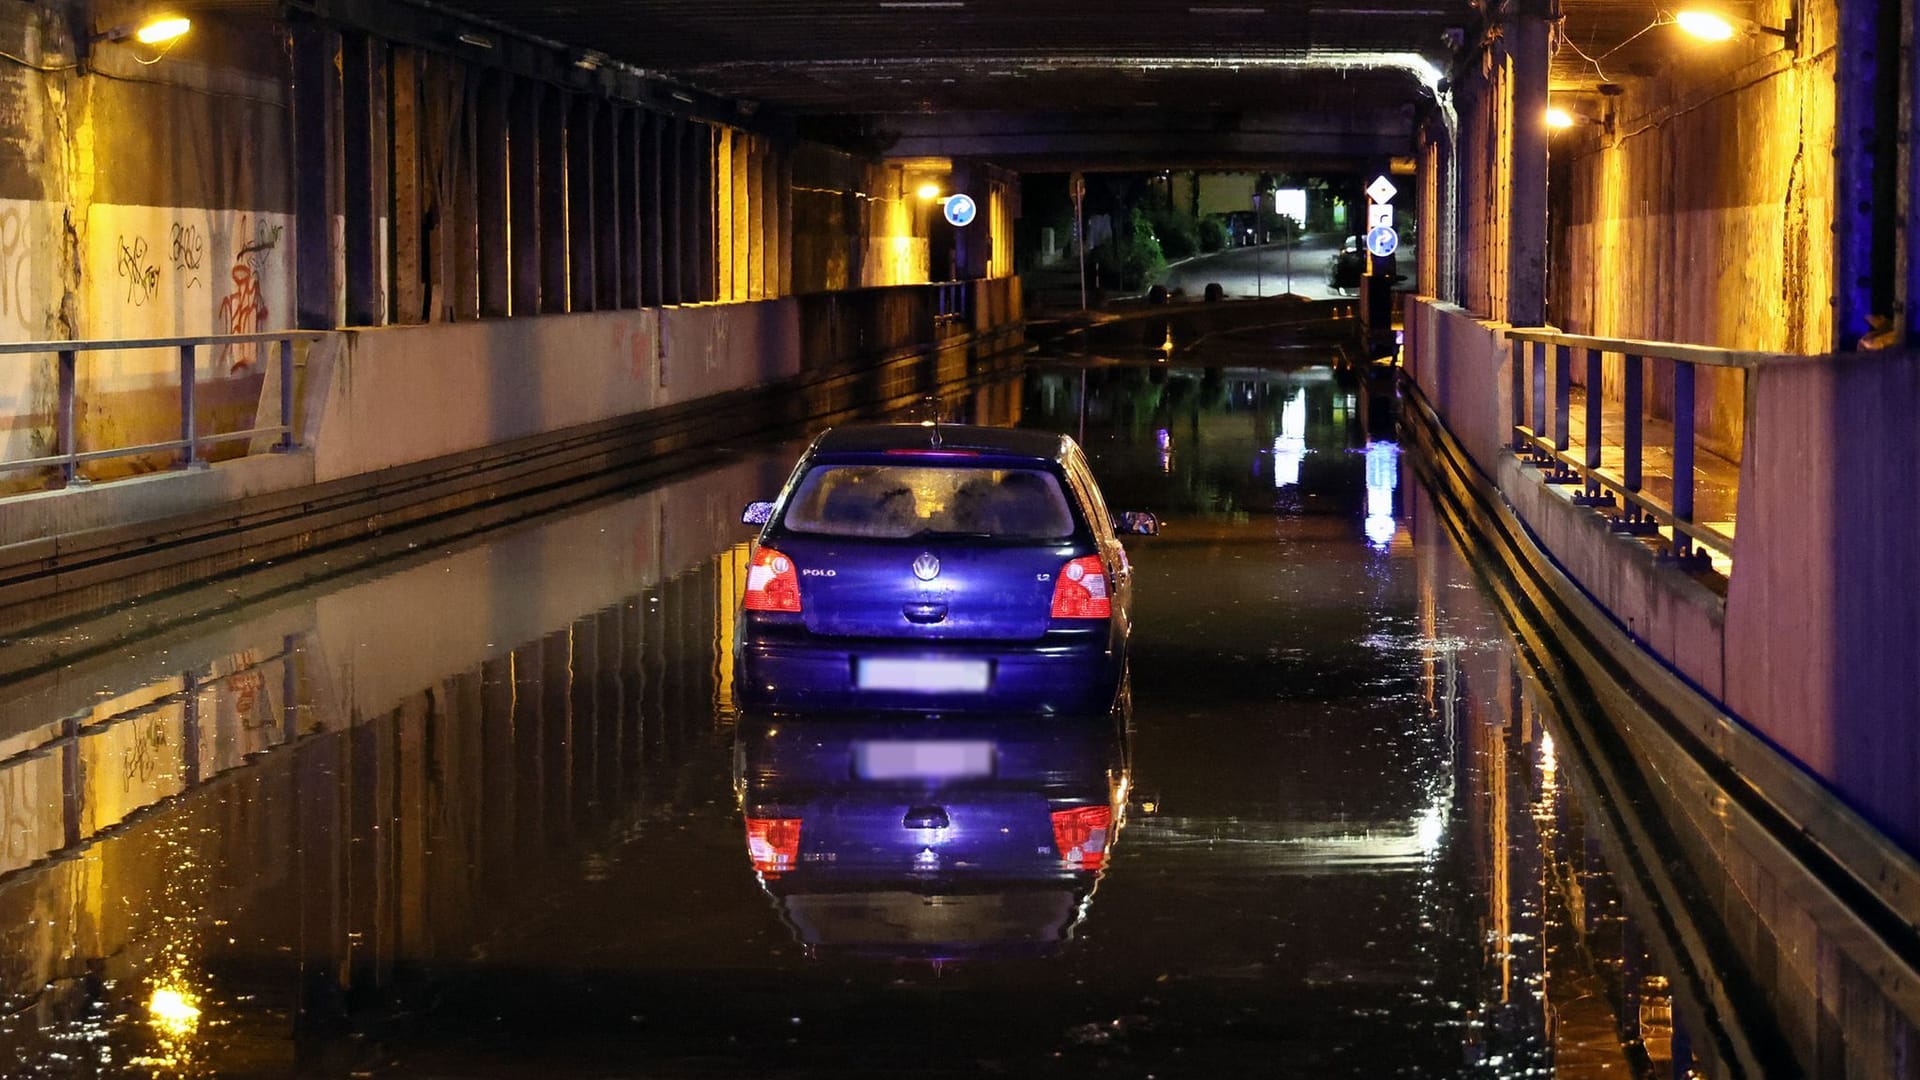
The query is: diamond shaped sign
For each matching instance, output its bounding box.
[1366,175,1398,205]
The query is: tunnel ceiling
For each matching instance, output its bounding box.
[263,0,1710,169]
[412,0,1475,116]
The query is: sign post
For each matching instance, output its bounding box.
[1071,172,1087,311]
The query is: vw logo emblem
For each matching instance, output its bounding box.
[912,552,941,581]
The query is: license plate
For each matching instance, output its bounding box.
[855,740,995,781]
[856,657,991,693]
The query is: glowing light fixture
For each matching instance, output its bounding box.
[1674,8,1797,52]
[915,182,943,200]
[94,13,191,45]
[1545,107,1575,130]
[1674,10,1737,40]
[133,16,191,44]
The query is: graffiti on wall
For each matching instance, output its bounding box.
[170,222,204,290]
[216,218,284,374]
[0,207,32,335]
[116,235,160,306]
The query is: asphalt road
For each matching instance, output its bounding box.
[1158,237,1415,301]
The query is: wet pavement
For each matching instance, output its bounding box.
[0,357,1761,1077]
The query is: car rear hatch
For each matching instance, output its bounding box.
[768,456,1091,642]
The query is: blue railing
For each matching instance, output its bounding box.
[0,330,328,488]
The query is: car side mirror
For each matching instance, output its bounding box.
[741,501,775,526]
[1118,511,1160,536]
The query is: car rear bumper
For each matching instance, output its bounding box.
[735,632,1121,716]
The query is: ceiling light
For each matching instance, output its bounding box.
[456,31,494,49]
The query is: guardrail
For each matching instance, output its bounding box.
[1505,328,1805,567]
[0,330,327,488]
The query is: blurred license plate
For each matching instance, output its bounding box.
[857,657,990,692]
[856,740,995,781]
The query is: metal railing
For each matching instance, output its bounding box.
[0,330,327,489]
[1505,328,1804,567]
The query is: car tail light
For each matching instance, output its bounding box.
[1050,555,1111,619]
[1051,805,1113,871]
[746,817,802,876]
[743,546,802,613]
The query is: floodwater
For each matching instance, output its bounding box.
[0,356,1772,1077]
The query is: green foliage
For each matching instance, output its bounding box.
[1199,215,1230,253]
[1142,203,1201,260]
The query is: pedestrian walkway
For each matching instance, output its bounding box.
[1553,384,1740,577]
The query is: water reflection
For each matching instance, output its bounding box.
[0,360,1880,1075]
[735,713,1128,961]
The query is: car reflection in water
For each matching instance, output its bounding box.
[734,711,1129,961]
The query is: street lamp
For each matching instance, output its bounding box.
[94,14,191,45]
[1674,7,1798,53]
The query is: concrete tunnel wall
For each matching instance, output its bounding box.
[1407,295,1920,859]
[0,1,1019,498]
[1425,0,1835,465]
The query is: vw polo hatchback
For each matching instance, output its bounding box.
[734,423,1154,716]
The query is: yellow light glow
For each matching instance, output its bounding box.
[1545,107,1575,130]
[1675,10,1737,41]
[134,16,191,45]
[147,986,201,1037]
[915,183,943,200]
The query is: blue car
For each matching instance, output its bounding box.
[735,423,1156,716]
[736,712,1129,960]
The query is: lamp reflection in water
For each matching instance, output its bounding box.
[1272,389,1307,487]
[1364,440,1401,550]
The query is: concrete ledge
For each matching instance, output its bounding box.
[1402,376,1920,1071]
[0,323,1025,644]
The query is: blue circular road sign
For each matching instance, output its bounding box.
[1366,225,1400,258]
[943,193,978,227]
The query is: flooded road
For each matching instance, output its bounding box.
[0,361,1748,1076]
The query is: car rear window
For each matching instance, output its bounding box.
[781,464,1077,540]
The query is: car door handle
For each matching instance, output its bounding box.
[902,602,949,624]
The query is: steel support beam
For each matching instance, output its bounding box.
[538,89,570,312]
[292,23,342,330]
[1506,1,1550,327]
[477,72,511,319]
[569,96,600,311]
[508,79,542,316]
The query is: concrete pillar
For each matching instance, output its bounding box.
[391,47,424,324]
[476,73,510,319]
[593,102,621,311]
[292,23,342,330]
[1836,0,1901,349]
[1506,0,1550,327]
[538,90,569,313]
[569,96,599,312]
[508,80,542,316]
[340,32,380,327]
